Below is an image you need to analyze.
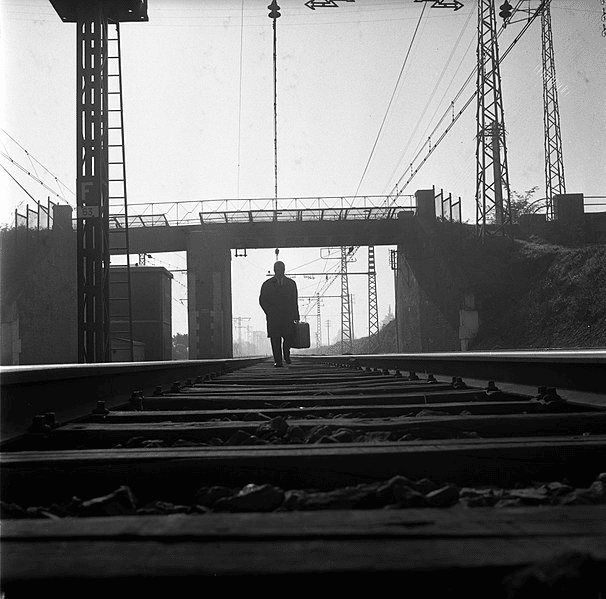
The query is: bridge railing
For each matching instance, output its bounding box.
[198,206,406,224]
[434,187,462,223]
[14,198,56,231]
[108,195,416,228]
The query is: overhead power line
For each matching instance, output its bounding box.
[387,1,541,198]
[383,3,475,191]
[353,2,427,197]
[0,163,38,204]
[0,129,75,204]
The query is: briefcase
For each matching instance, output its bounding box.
[291,321,311,349]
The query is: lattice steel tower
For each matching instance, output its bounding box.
[475,0,512,241]
[316,292,322,349]
[340,247,353,354]
[367,246,379,353]
[49,0,147,362]
[541,1,566,219]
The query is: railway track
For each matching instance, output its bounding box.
[2,351,606,597]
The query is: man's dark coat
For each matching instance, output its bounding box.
[259,275,300,337]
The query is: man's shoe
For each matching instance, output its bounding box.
[284,358,291,364]
[274,362,283,367]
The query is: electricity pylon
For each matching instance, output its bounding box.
[475,0,512,241]
[367,246,379,353]
[340,247,354,353]
[541,1,565,219]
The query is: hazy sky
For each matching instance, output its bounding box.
[1,0,605,341]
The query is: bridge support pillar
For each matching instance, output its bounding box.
[394,213,463,353]
[187,233,233,359]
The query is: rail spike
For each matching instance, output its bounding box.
[129,391,144,411]
[91,401,110,416]
[28,414,51,434]
[453,377,467,389]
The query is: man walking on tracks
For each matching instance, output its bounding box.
[259,261,300,367]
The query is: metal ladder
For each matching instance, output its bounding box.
[106,21,135,361]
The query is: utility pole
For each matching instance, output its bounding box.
[367,246,379,353]
[326,320,331,349]
[475,0,512,242]
[232,316,251,356]
[541,1,565,219]
[268,1,280,209]
[300,294,341,349]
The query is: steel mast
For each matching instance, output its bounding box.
[367,246,379,353]
[340,247,353,354]
[541,1,566,219]
[475,0,513,241]
[50,0,148,363]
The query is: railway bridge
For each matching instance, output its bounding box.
[107,190,436,359]
[99,186,604,360]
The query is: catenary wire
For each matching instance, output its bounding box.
[383,4,476,193]
[387,1,542,198]
[353,2,427,197]
[0,129,75,201]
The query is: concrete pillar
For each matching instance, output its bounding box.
[552,193,586,245]
[52,204,73,231]
[394,241,461,353]
[415,189,436,224]
[394,246,423,352]
[553,193,584,222]
[187,232,233,359]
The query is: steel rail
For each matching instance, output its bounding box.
[298,351,606,394]
[0,357,264,440]
[0,357,264,386]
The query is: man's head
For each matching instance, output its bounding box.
[273,261,285,277]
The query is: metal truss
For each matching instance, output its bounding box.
[475,0,513,241]
[76,5,110,362]
[367,246,379,353]
[52,0,148,363]
[541,1,565,219]
[316,292,322,349]
[340,246,353,354]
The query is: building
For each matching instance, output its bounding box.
[109,265,173,361]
